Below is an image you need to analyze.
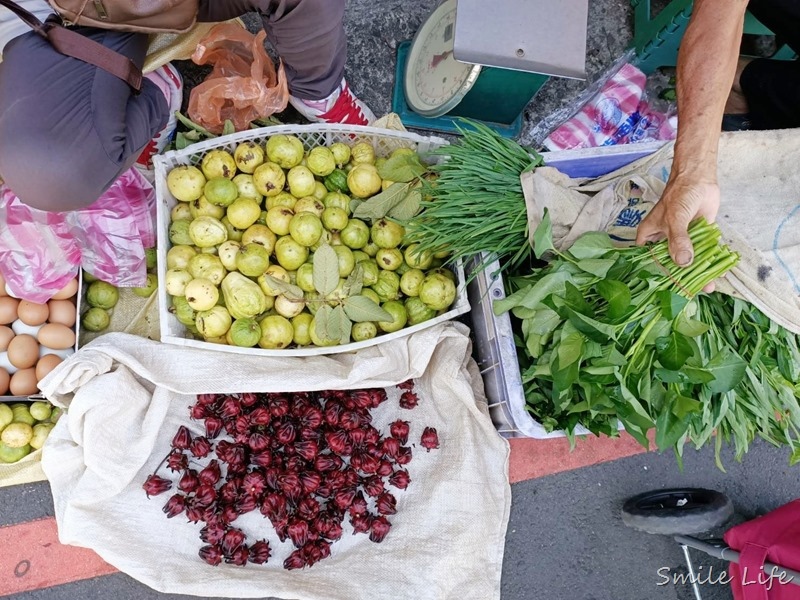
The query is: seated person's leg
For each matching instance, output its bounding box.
[0,28,168,211]
[739,58,800,129]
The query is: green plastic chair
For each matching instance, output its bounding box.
[631,0,796,74]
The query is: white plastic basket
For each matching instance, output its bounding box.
[152,124,470,357]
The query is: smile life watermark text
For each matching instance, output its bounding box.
[657,565,795,591]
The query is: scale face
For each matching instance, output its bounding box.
[403,0,481,118]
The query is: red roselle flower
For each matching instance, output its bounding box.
[242,471,266,497]
[397,380,414,391]
[166,450,188,472]
[239,392,258,407]
[190,404,209,420]
[421,427,440,452]
[194,484,218,507]
[324,401,342,426]
[376,492,397,516]
[279,472,303,502]
[314,454,341,472]
[287,519,310,547]
[359,453,381,475]
[219,397,241,419]
[362,475,385,498]
[234,415,251,435]
[247,432,269,452]
[324,430,349,455]
[199,544,223,566]
[349,428,367,447]
[301,406,324,429]
[369,516,392,543]
[283,548,307,570]
[221,528,246,555]
[219,503,240,525]
[294,440,319,461]
[189,436,212,458]
[143,474,172,497]
[200,524,226,545]
[339,411,361,430]
[171,426,192,450]
[389,420,410,445]
[178,469,200,494]
[381,437,401,459]
[268,396,290,418]
[297,496,321,521]
[333,487,357,511]
[376,460,394,477]
[395,446,413,465]
[249,407,272,426]
[389,469,411,490]
[249,540,271,565]
[364,426,381,445]
[350,513,373,535]
[348,492,368,517]
[227,545,250,566]
[299,471,322,495]
[199,460,222,486]
[235,494,258,514]
[204,416,223,439]
[275,421,297,445]
[196,393,220,405]
[261,492,288,521]
[162,494,185,518]
[250,451,273,467]
[302,540,329,567]
[186,503,206,523]
[399,391,419,409]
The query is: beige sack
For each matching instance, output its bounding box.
[37,324,510,600]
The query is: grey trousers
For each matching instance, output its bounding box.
[0,0,346,212]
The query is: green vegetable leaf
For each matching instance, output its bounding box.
[706,348,747,393]
[527,308,561,336]
[576,258,616,279]
[659,290,689,320]
[557,332,584,367]
[387,188,422,221]
[312,243,340,296]
[352,182,412,220]
[331,305,352,345]
[377,152,427,182]
[565,308,617,343]
[263,275,304,301]
[567,232,615,259]
[343,295,392,322]
[518,271,571,310]
[564,281,592,315]
[656,331,693,370]
[674,314,710,338]
[222,119,236,136]
[552,354,580,393]
[314,304,337,342]
[596,279,631,319]
[790,447,800,467]
[532,210,554,259]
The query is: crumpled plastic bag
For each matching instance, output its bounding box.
[0,168,155,303]
[188,23,289,134]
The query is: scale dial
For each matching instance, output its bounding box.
[404,0,481,117]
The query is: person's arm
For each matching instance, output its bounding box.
[636,0,748,266]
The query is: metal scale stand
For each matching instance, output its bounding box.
[392,0,589,137]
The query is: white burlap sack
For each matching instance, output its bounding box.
[37,323,510,600]
[521,129,800,334]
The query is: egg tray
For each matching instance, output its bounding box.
[1,273,81,402]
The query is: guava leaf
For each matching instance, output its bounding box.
[263,275,303,301]
[331,305,352,345]
[387,188,422,221]
[532,210,554,259]
[349,198,363,214]
[343,263,364,297]
[314,304,338,342]
[343,295,392,322]
[353,182,412,220]
[377,153,427,182]
[313,243,340,296]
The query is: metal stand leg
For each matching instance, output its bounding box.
[680,544,704,600]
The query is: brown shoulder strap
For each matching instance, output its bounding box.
[0,0,142,92]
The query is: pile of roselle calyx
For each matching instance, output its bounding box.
[142,382,440,570]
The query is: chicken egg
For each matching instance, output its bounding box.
[47,300,77,328]
[0,326,13,351]
[35,354,63,381]
[9,368,38,396]
[0,297,20,325]
[0,367,9,395]
[7,334,39,369]
[17,300,49,326]
[37,323,75,350]
[51,278,79,300]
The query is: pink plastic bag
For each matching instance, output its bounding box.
[0,168,156,303]
[544,63,677,151]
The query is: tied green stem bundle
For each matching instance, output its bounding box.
[404,121,542,273]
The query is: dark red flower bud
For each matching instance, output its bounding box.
[294,440,319,462]
[249,406,272,426]
[362,453,383,475]
[326,470,346,490]
[349,428,368,447]
[189,436,212,458]
[348,491,368,517]
[333,487,357,511]
[197,393,221,405]
[324,402,342,427]
[194,484,218,507]
[171,426,192,450]
[397,380,414,391]
[297,496,321,521]
[276,422,296,445]
[324,430,349,455]
[199,544,223,566]
[288,519,310,547]
[343,467,360,488]
[326,521,343,541]
[221,528,246,555]
[250,451,272,468]
[186,504,206,523]
[274,520,290,543]
[301,406,323,429]
[364,426,381,445]
[314,454,341,472]
[313,512,333,537]
[362,475,385,497]
[242,471,266,497]
[166,450,188,472]
[376,492,397,515]
[239,392,258,407]
[316,484,333,499]
[301,540,326,567]
[234,415,251,435]
[395,446,413,465]
[350,513,373,534]
[249,540,271,565]
[200,524,226,545]
[190,404,209,420]
[177,469,199,494]
[389,469,411,490]
[204,416,223,439]
[349,390,372,410]
[376,460,394,477]
[285,455,306,472]
[264,467,281,491]
[162,493,185,518]
[399,391,419,409]
[268,396,290,418]
[389,420,410,445]
[299,471,322,495]
[279,472,303,502]
[381,437,401,459]
[226,545,249,566]
[283,548,307,570]
[339,411,361,430]
[219,397,241,419]
[421,427,440,451]
[219,503,240,524]
[219,480,239,504]
[350,450,364,471]
[369,515,392,543]
[197,461,220,488]
[235,494,258,514]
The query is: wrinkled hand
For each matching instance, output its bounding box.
[636,179,721,267]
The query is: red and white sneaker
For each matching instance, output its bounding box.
[289,79,376,126]
[136,62,183,167]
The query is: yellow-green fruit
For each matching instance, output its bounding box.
[228,317,262,348]
[221,217,245,243]
[171,202,193,221]
[217,241,241,271]
[324,191,350,213]
[266,135,305,169]
[226,197,262,230]
[294,197,325,217]
[274,294,305,319]
[377,300,407,333]
[203,177,238,207]
[322,207,349,233]
[275,237,309,271]
[253,162,286,197]
[172,296,197,327]
[289,213,324,247]
[165,268,193,296]
[233,173,263,202]
[29,423,54,450]
[265,207,295,237]
[295,263,316,293]
[82,307,110,332]
[266,191,297,211]
[201,149,237,179]
[258,265,290,296]
[333,245,355,277]
[236,243,271,278]
[48,407,63,424]
[376,248,403,271]
[400,268,426,297]
[1,422,33,448]
[370,218,405,249]
[28,401,51,421]
[405,296,437,325]
[419,271,457,311]
[189,216,228,248]
[291,312,314,346]
[188,254,226,285]
[241,224,277,254]
[0,442,31,463]
[184,278,219,312]
[313,181,327,201]
[361,288,381,306]
[195,306,232,338]
[404,244,433,269]
[287,165,316,198]
[85,281,119,310]
[347,164,382,198]
[309,318,340,347]
[167,245,197,270]
[257,315,294,349]
[351,321,377,342]
[167,165,206,202]
[360,260,380,286]
[307,146,336,177]
[190,196,225,220]
[0,404,13,429]
[329,142,351,166]
[234,141,265,174]
[350,141,376,165]
[363,241,379,257]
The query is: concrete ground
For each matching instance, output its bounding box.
[3,1,800,599]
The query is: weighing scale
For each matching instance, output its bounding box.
[391,0,589,137]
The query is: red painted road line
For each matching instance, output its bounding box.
[0,517,117,596]
[509,432,654,484]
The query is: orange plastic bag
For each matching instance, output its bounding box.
[188,23,289,134]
